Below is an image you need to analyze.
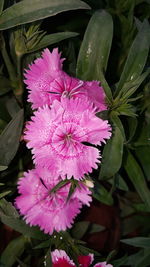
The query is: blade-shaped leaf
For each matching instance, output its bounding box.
[0,236,26,267]
[0,0,4,14]
[124,150,150,210]
[0,214,48,240]
[0,109,24,166]
[135,146,150,181]
[71,221,90,239]
[121,237,150,248]
[91,181,113,205]
[0,190,11,198]
[0,198,19,218]
[76,10,113,102]
[27,32,79,53]
[0,165,7,171]
[99,124,124,179]
[116,20,150,95]
[45,248,52,267]
[0,0,90,30]
[0,76,12,96]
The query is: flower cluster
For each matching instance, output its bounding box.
[51,249,113,267]
[15,48,111,235]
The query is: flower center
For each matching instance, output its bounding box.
[49,76,84,99]
[51,122,87,159]
[36,182,68,212]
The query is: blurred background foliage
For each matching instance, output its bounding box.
[0,0,150,266]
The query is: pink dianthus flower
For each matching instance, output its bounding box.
[51,250,113,267]
[52,249,75,267]
[25,98,111,180]
[15,168,92,234]
[24,48,107,111]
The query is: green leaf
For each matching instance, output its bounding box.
[76,10,113,102]
[0,190,11,198]
[0,76,12,96]
[118,68,150,100]
[0,0,90,30]
[109,174,129,191]
[124,150,150,210]
[112,254,128,267]
[135,249,150,267]
[124,249,150,267]
[71,221,89,239]
[115,103,136,117]
[0,109,24,166]
[45,248,52,267]
[121,237,150,248]
[0,0,4,14]
[0,200,48,240]
[89,223,105,234]
[27,32,79,53]
[91,181,113,205]
[78,245,100,256]
[0,165,7,171]
[135,146,150,181]
[6,96,21,118]
[126,117,138,143]
[66,181,78,202]
[50,179,69,193]
[99,125,124,179]
[0,199,19,218]
[33,240,51,249]
[0,236,26,267]
[116,20,150,95]
[0,214,49,240]
[72,221,105,239]
[110,112,126,139]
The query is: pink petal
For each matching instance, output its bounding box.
[52,250,75,267]
[15,168,91,234]
[78,254,94,267]
[94,262,113,267]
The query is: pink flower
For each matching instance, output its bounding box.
[51,250,75,267]
[24,48,64,109]
[94,263,113,267]
[78,254,113,267]
[15,168,92,234]
[51,250,113,267]
[25,98,111,180]
[78,254,94,267]
[24,48,107,111]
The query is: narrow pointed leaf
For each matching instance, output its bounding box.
[0,190,11,198]
[116,20,150,95]
[92,181,113,205]
[0,0,4,14]
[0,214,48,240]
[0,165,7,171]
[0,109,24,166]
[0,0,90,30]
[76,10,113,101]
[99,125,124,179]
[121,237,150,248]
[124,150,150,210]
[27,32,79,53]
[0,236,26,267]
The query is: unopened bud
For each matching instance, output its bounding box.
[84,179,94,188]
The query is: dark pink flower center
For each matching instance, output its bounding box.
[49,76,84,99]
[51,122,88,158]
[35,181,69,212]
[53,258,75,267]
